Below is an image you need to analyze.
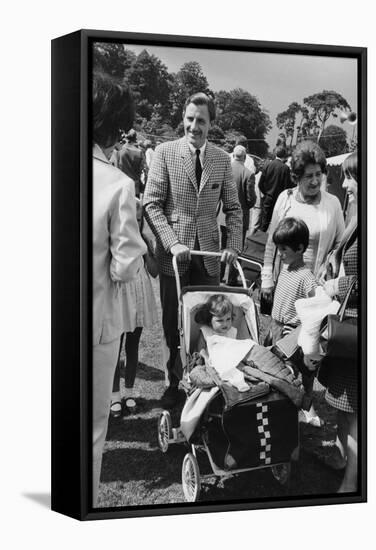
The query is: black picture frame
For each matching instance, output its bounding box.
[51,29,367,521]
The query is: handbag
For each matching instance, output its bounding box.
[320,276,357,359]
[143,236,159,278]
[139,206,159,278]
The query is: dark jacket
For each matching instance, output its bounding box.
[118,143,145,196]
[231,160,256,212]
[259,158,294,231]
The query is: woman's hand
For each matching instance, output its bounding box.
[303,353,322,371]
[323,278,339,298]
[317,263,328,286]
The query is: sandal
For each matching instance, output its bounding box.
[110,400,122,418]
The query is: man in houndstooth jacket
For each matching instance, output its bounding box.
[143,92,243,408]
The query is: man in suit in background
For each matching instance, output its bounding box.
[220,145,257,285]
[231,137,256,176]
[143,92,243,407]
[231,145,256,243]
[259,145,294,232]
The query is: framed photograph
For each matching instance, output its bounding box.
[51,29,367,520]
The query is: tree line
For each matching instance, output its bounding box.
[94,43,355,158]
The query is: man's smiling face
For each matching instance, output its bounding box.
[183,102,211,149]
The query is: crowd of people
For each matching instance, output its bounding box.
[92,69,359,506]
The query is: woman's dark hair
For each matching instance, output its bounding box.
[342,151,358,182]
[92,70,135,148]
[194,294,233,325]
[183,92,216,122]
[273,217,310,252]
[291,140,327,180]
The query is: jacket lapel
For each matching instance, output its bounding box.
[93,143,110,164]
[199,142,215,193]
[179,138,198,193]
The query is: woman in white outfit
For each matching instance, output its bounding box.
[92,71,146,506]
[261,141,345,426]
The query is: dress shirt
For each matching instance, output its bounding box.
[188,141,206,169]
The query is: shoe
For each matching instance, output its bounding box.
[161,386,180,409]
[110,400,122,418]
[123,397,137,415]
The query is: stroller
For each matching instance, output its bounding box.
[157,251,299,502]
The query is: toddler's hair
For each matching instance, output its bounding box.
[194,294,233,326]
[272,217,309,252]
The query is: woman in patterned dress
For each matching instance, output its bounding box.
[322,151,358,493]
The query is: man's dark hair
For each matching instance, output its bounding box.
[125,128,137,143]
[275,145,288,160]
[273,217,310,252]
[183,92,216,122]
[92,70,134,148]
[290,140,327,180]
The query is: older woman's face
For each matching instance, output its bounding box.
[298,163,323,199]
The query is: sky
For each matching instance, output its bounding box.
[126,43,358,147]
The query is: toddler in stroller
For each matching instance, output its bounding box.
[157,255,302,501]
[190,293,307,409]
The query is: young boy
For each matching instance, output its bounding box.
[270,217,317,343]
[270,217,321,425]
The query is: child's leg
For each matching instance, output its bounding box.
[124,327,143,395]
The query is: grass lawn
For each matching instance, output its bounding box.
[98,278,346,508]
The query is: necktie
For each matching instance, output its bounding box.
[195,149,202,189]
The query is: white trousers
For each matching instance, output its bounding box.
[92,337,120,506]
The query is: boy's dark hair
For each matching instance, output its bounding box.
[272,217,310,252]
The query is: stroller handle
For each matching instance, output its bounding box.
[172,250,262,298]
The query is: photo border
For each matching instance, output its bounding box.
[51,29,367,520]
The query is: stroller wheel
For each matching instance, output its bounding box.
[182,453,201,502]
[157,411,172,453]
[271,462,291,485]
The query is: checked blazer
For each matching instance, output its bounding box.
[143,137,243,277]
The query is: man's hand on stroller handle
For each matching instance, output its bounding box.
[170,242,191,261]
[221,248,238,264]
[170,245,238,265]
